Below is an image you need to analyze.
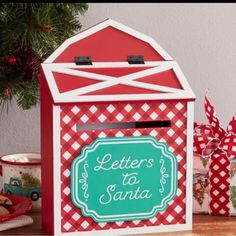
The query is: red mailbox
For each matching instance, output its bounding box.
[41,19,195,235]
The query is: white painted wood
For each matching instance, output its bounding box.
[54,221,191,235]
[172,62,196,100]
[44,19,112,64]
[52,61,173,68]
[49,61,173,80]
[115,63,174,82]
[41,64,61,105]
[50,66,115,82]
[44,19,173,63]
[185,101,194,230]
[53,63,182,97]
[123,80,186,94]
[108,19,173,60]
[52,102,193,235]
[57,93,195,103]
[42,61,195,103]
[46,17,194,236]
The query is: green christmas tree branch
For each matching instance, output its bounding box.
[0,3,88,110]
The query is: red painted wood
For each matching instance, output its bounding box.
[84,84,164,95]
[40,19,194,234]
[137,69,183,89]
[53,67,181,96]
[40,69,54,235]
[54,26,164,63]
[77,67,152,77]
[53,72,100,93]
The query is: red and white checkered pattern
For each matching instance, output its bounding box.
[227,114,236,134]
[194,96,236,216]
[204,96,226,140]
[60,100,187,233]
[209,151,230,216]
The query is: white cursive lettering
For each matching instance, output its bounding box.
[99,184,152,205]
[122,172,140,186]
[94,154,154,171]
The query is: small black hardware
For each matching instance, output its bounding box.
[74,56,92,65]
[127,55,144,64]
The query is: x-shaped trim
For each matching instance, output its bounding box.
[41,61,195,103]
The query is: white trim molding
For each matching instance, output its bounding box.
[41,61,195,103]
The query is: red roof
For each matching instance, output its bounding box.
[42,19,195,103]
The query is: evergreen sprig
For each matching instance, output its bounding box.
[0,3,88,110]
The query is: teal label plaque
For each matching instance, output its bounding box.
[71,136,177,222]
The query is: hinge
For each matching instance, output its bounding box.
[74,56,92,65]
[127,55,144,64]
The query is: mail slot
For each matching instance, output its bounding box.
[41,19,195,235]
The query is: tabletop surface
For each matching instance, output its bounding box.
[1,212,236,235]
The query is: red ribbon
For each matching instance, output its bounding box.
[194,96,236,216]
[194,96,236,159]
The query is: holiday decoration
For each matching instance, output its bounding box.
[0,194,32,233]
[0,194,32,223]
[193,96,236,216]
[193,172,209,207]
[0,3,88,110]
[0,153,41,210]
[41,19,195,235]
[7,55,16,65]
[21,173,40,188]
[2,85,10,97]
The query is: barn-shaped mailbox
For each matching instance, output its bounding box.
[41,19,195,235]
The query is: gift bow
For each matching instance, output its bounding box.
[194,96,236,159]
[194,96,236,216]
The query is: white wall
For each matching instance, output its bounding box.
[1,3,236,155]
